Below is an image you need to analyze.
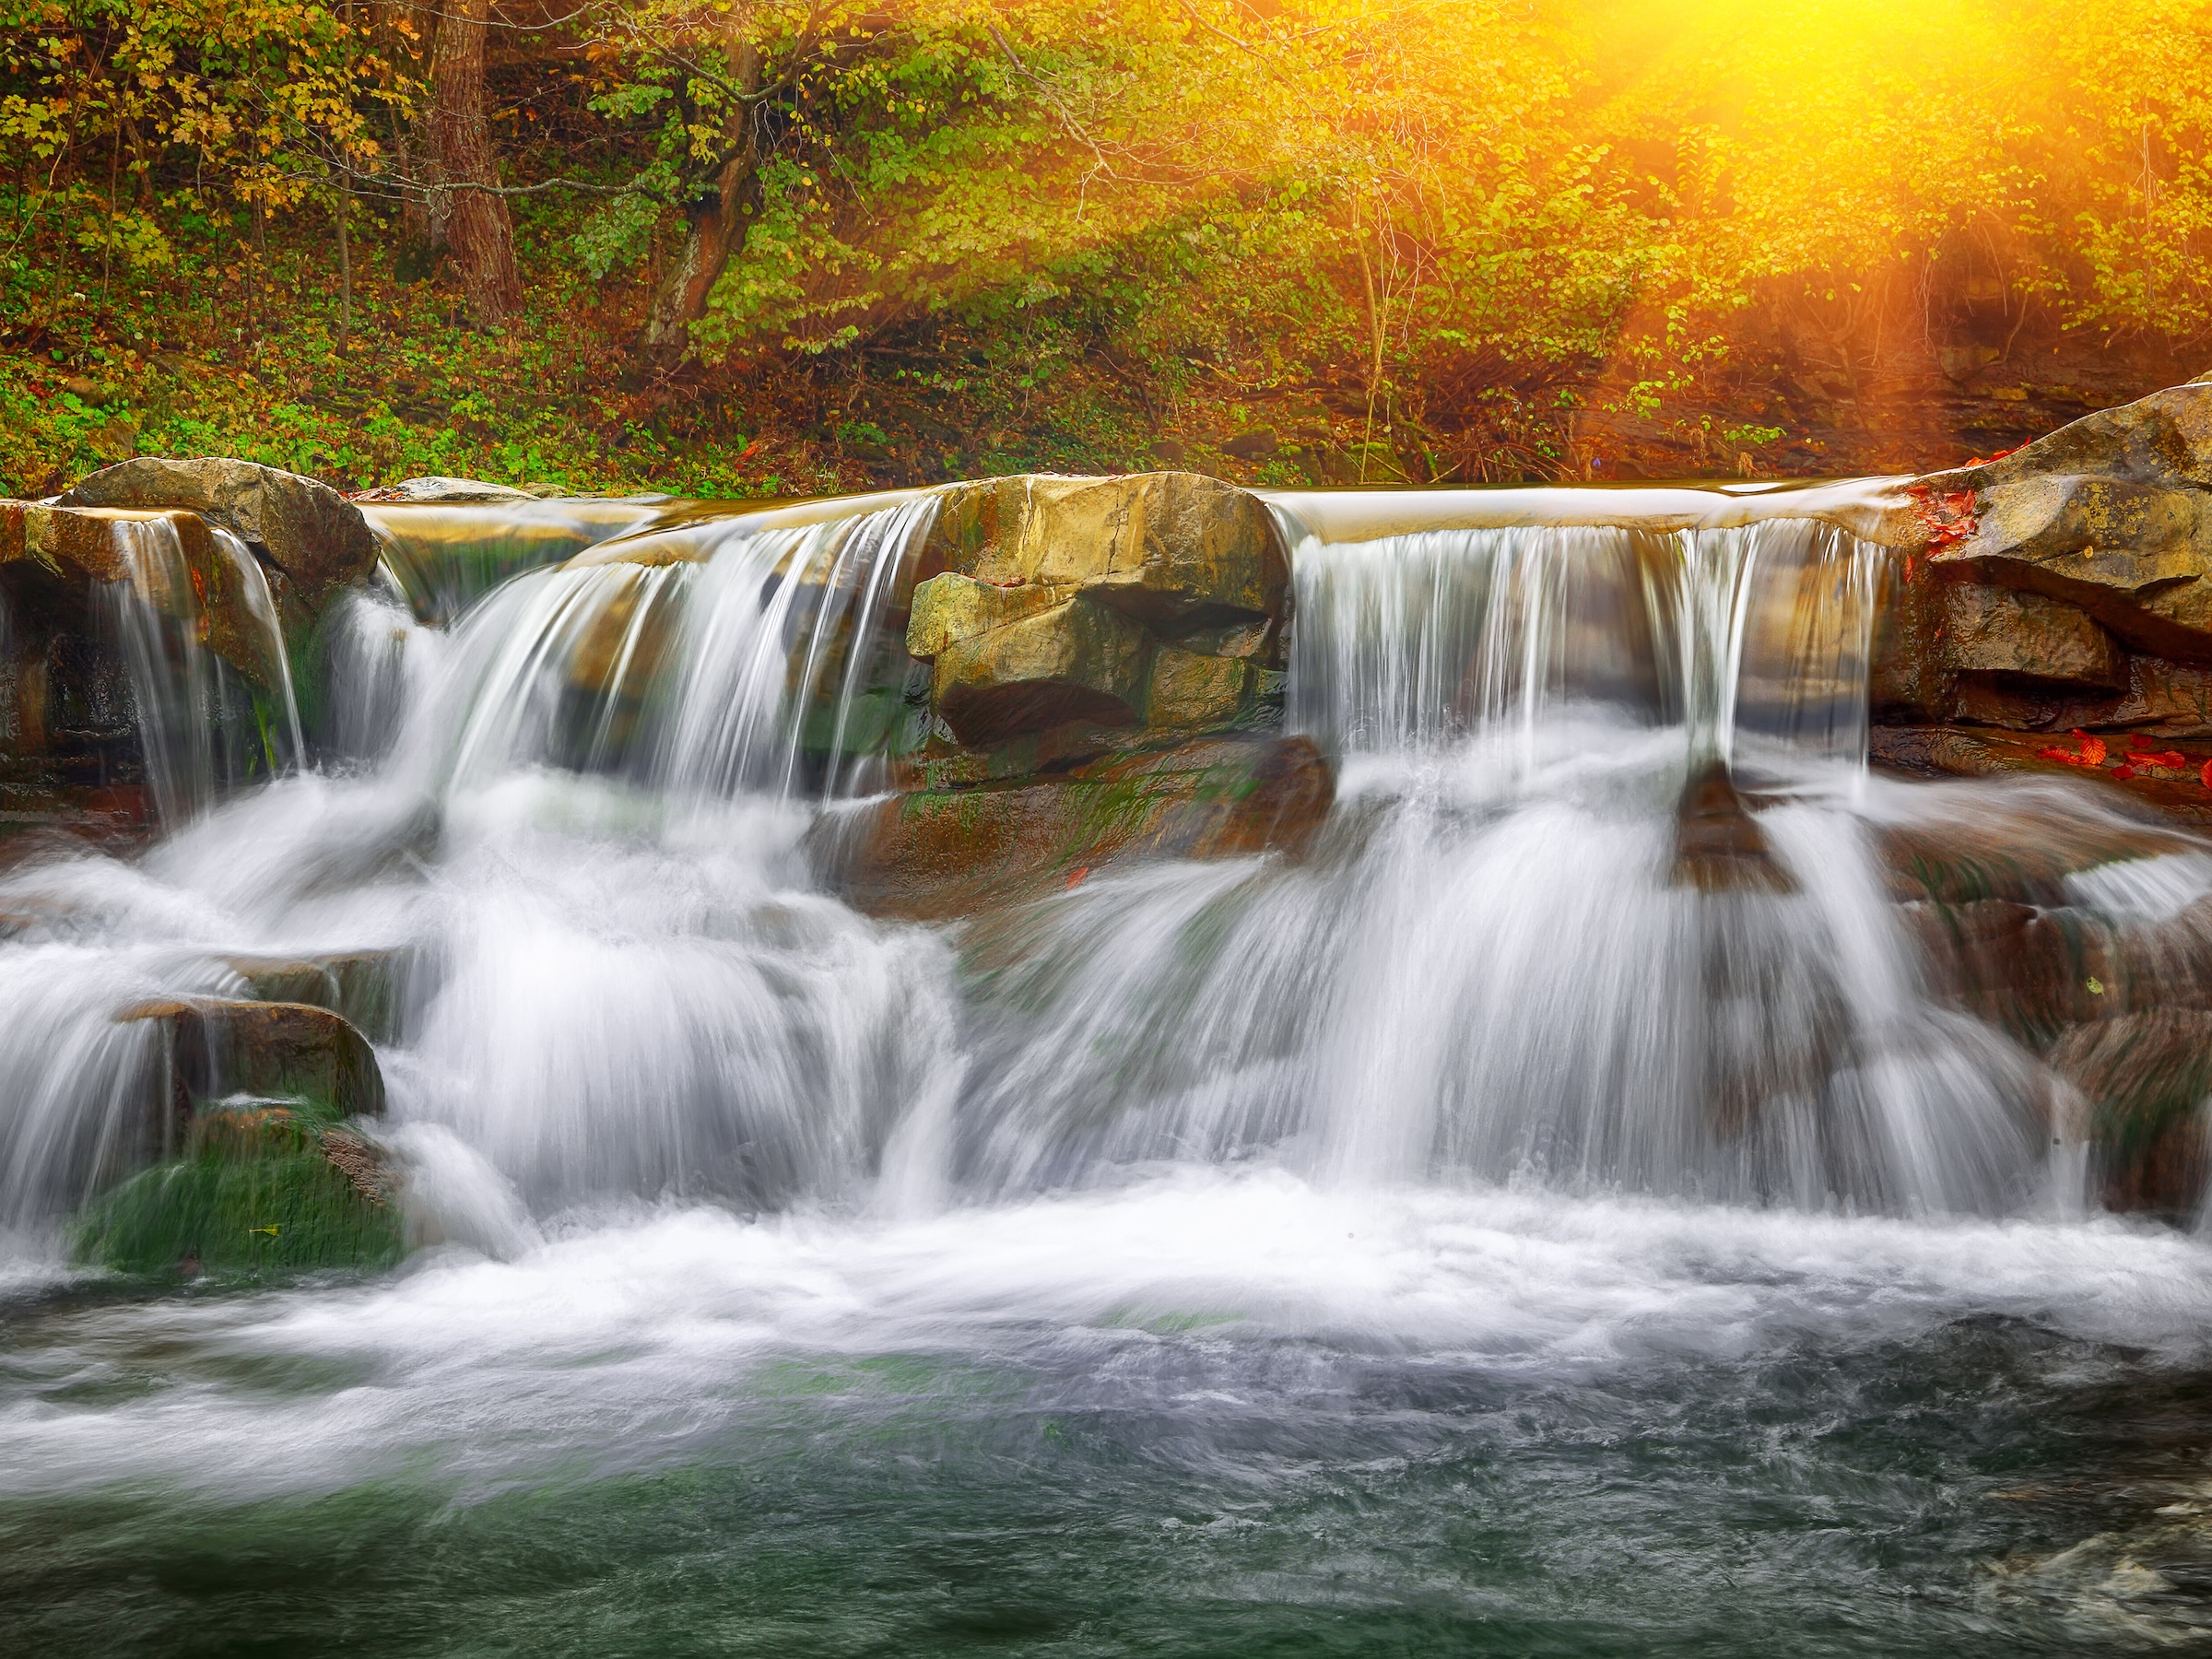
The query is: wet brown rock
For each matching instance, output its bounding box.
[2049,1009,2212,1218]
[809,734,1334,921]
[1900,900,2123,1041]
[118,996,385,1125]
[1874,782,2202,899]
[60,457,379,618]
[1671,761,1796,893]
[1147,644,1253,732]
[1870,727,2212,825]
[1942,582,2124,688]
[0,499,126,582]
[565,569,680,708]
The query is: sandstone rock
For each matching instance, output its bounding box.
[809,734,1334,920]
[918,472,1287,629]
[1943,582,2124,688]
[1950,476,2212,660]
[1930,383,2212,496]
[906,473,1288,759]
[0,499,127,582]
[2049,1009,2212,1218]
[118,996,385,1127]
[379,476,537,502]
[933,594,1153,747]
[60,457,379,616]
[1147,644,1252,732]
[0,501,293,696]
[1906,384,2212,662]
[906,571,1072,660]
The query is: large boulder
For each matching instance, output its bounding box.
[915,471,1288,623]
[66,993,398,1277]
[59,456,380,622]
[906,472,1288,756]
[0,500,289,691]
[1870,382,2212,802]
[0,499,306,846]
[930,593,1154,747]
[1890,380,2212,668]
[118,995,385,1125]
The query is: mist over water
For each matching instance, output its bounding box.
[6,491,2212,1653]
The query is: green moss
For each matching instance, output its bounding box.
[1054,777,1168,865]
[70,1118,402,1280]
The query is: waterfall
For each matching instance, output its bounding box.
[951,511,2036,1210]
[1281,514,1885,772]
[102,517,304,824]
[406,494,938,803]
[0,481,2148,1234]
[360,498,668,626]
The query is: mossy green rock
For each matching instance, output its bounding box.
[71,1105,400,1279]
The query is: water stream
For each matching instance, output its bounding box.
[5,485,2212,1653]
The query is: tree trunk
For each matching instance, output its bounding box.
[334,184,353,351]
[428,0,522,328]
[629,13,764,381]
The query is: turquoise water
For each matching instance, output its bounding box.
[6,1178,2212,1655]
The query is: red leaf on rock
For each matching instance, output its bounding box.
[2113,765,2137,780]
[2077,735,2108,767]
[2201,758,2212,791]
[2038,747,2078,763]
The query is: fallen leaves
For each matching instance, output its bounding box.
[1906,482,1981,565]
[2038,731,2107,767]
[2128,736,2188,768]
[2033,730,2212,790]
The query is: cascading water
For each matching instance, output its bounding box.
[947,512,2032,1211]
[101,515,304,824]
[6,483,2212,1654]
